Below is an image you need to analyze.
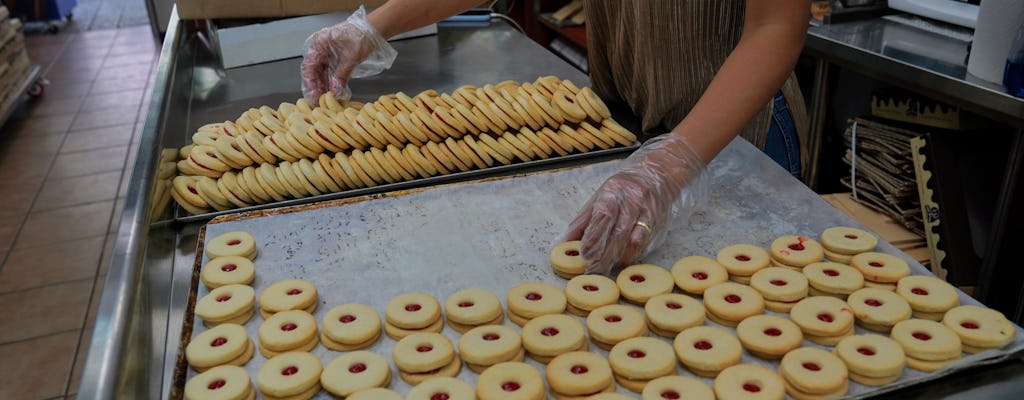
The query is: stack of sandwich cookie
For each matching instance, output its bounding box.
[184,365,254,400]
[702,282,765,327]
[769,235,824,271]
[717,244,771,284]
[185,323,254,372]
[896,275,960,321]
[564,274,619,316]
[476,361,545,400]
[608,337,676,393]
[319,351,391,397]
[586,304,648,350]
[459,325,524,373]
[347,388,403,400]
[205,231,258,260]
[384,292,443,339]
[712,364,785,400]
[522,314,588,363]
[257,310,319,357]
[847,287,912,332]
[890,319,962,371]
[820,226,877,264]
[789,296,855,346]
[258,279,318,319]
[833,334,906,386]
[320,303,381,351]
[850,252,910,291]
[546,351,616,398]
[201,256,256,289]
[749,267,808,312]
[406,377,476,400]
[670,255,729,295]
[640,376,714,400]
[550,240,586,278]
[942,305,1015,353]
[445,288,505,333]
[735,315,803,359]
[644,293,705,337]
[392,332,461,385]
[616,264,674,305]
[779,347,849,400]
[802,262,864,299]
[506,282,566,326]
[673,326,743,377]
[195,284,255,327]
[256,352,323,400]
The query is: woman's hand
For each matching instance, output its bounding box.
[300,6,397,101]
[564,134,708,275]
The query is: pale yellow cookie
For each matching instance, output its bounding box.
[942,305,1015,350]
[644,293,705,336]
[321,303,380,346]
[717,244,771,277]
[206,231,257,260]
[256,352,323,400]
[848,287,912,330]
[851,252,911,283]
[897,275,960,313]
[789,296,854,337]
[546,351,614,397]
[258,310,318,356]
[834,334,906,379]
[407,377,476,400]
[586,304,647,349]
[459,324,523,367]
[392,332,456,373]
[703,282,765,327]
[890,319,962,361]
[196,284,255,326]
[507,282,566,319]
[259,279,318,316]
[608,337,675,381]
[476,361,545,400]
[674,326,743,377]
[320,351,391,397]
[779,347,849,396]
[201,256,256,289]
[445,288,503,327]
[385,291,442,330]
[750,267,808,303]
[616,264,674,305]
[184,365,254,400]
[820,226,878,255]
[551,241,587,277]
[736,315,803,360]
[770,235,824,267]
[671,255,729,295]
[186,323,253,371]
[522,314,586,360]
[564,274,620,315]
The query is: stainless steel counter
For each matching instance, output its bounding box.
[803,15,1024,331]
[79,9,1024,400]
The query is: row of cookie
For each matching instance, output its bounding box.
[172,121,636,214]
[178,78,613,179]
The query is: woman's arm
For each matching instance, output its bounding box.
[671,0,809,163]
[368,0,484,38]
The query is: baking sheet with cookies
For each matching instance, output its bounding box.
[173,138,1024,399]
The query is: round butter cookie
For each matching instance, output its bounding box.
[256,352,323,400]
[736,315,803,360]
[779,347,849,397]
[847,287,912,331]
[476,362,545,400]
[713,364,785,400]
[259,279,317,318]
[673,326,743,377]
[616,264,674,305]
[564,274,619,316]
[550,240,587,278]
[609,337,676,382]
[770,235,824,267]
[641,375,714,400]
[201,256,256,289]
[790,296,855,337]
[507,282,566,325]
[320,303,381,351]
[522,314,587,363]
[803,262,864,295]
[671,255,729,295]
[459,324,523,371]
[184,365,253,400]
[257,310,319,358]
[834,334,906,383]
[702,282,765,327]
[851,252,911,284]
[821,226,877,255]
[392,332,456,373]
[943,305,1015,352]
[717,244,771,277]
[586,304,647,350]
[348,388,402,400]
[385,291,442,330]
[445,288,504,333]
[644,293,705,337]
[186,323,254,371]
[896,275,960,313]
[320,351,391,397]
[196,284,255,327]
[206,231,257,260]
[546,351,614,397]
[407,377,476,400]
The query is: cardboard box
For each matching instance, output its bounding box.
[175,0,387,19]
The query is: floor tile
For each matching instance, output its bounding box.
[102,52,154,68]
[0,150,56,184]
[0,331,78,400]
[26,95,85,118]
[0,236,105,293]
[79,89,145,113]
[67,277,104,396]
[45,81,94,99]
[89,76,147,95]
[62,123,135,153]
[34,171,121,211]
[109,197,125,233]
[0,279,92,343]
[44,64,102,84]
[71,105,139,130]
[49,145,129,179]
[0,215,22,251]
[4,114,74,135]
[106,42,157,58]
[95,64,152,83]
[0,131,66,159]
[0,182,42,217]
[15,201,114,249]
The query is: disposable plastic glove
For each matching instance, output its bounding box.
[301,6,398,101]
[564,133,708,275]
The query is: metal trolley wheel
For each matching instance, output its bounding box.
[28,78,48,97]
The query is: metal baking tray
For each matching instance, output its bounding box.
[169,139,1024,399]
[173,143,638,223]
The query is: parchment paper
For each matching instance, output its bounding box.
[185,138,1024,399]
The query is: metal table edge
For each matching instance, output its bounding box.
[76,7,184,400]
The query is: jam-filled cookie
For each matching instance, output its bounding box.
[550,240,587,278]
[259,279,317,319]
[673,326,743,377]
[507,282,566,326]
[196,284,255,327]
[641,375,714,400]
[848,287,912,332]
[616,264,674,305]
[834,334,906,386]
[750,267,808,313]
[476,361,545,400]
[820,226,877,255]
[890,319,962,372]
[206,231,258,260]
[942,305,1015,353]
[546,351,615,398]
[384,292,443,340]
[717,244,771,279]
[779,347,849,400]
[256,352,323,400]
[608,337,676,393]
[184,365,254,400]
[586,304,647,351]
[445,288,504,333]
[644,293,705,337]
[896,275,959,320]
[201,256,256,289]
[320,303,381,351]
[770,235,824,267]
[713,364,785,400]
[522,314,587,363]
[257,310,319,358]
[319,351,391,397]
[671,255,729,295]
[736,315,803,360]
[459,324,524,373]
[564,274,620,316]
[186,323,254,371]
[407,377,476,400]
[702,282,765,327]
[789,296,855,346]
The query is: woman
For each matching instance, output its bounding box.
[302,0,810,275]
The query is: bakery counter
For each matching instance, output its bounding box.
[78,8,1024,400]
[77,9,599,400]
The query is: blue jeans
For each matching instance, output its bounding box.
[763,92,801,178]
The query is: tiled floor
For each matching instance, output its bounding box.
[0,21,158,400]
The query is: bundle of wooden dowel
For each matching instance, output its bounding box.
[170,76,638,215]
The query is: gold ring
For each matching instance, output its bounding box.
[635,221,653,235]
